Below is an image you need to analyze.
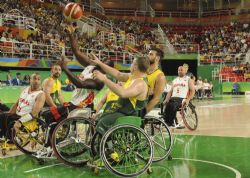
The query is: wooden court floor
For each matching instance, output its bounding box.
[0,96,250,178]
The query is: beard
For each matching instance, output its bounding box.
[149,60,155,65]
[53,73,60,78]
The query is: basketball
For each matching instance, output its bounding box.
[63,3,84,21]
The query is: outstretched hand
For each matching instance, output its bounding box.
[57,56,69,69]
[93,70,106,81]
[89,52,102,65]
[65,24,77,34]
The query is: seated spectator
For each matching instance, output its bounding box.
[208,81,213,98]
[22,75,30,85]
[203,79,210,98]
[11,72,22,86]
[5,73,12,85]
[196,77,203,99]
[232,82,240,95]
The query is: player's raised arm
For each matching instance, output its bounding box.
[89,52,130,82]
[66,25,93,67]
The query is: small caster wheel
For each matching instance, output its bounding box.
[168,155,172,160]
[2,149,6,156]
[94,167,100,175]
[147,166,153,174]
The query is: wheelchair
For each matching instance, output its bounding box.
[51,109,173,177]
[161,101,198,131]
[180,102,198,131]
[11,107,73,160]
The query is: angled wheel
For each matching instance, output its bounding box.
[181,105,198,131]
[51,116,94,166]
[90,132,102,157]
[12,119,46,155]
[100,125,153,177]
[143,116,173,162]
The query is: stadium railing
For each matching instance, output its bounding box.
[0,13,36,29]
[0,41,134,64]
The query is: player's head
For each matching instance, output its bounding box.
[131,56,150,74]
[51,64,62,79]
[183,63,189,74]
[30,73,41,89]
[178,66,186,77]
[147,48,164,65]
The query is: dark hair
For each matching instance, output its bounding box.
[16,72,21,76]
[135,56,150,73]
[150,47,164,59]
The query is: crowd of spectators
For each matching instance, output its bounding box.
[0,0,249,64]
[0,72,30,86]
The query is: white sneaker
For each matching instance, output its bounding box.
[34,146,53,158]
[175,123,185,129]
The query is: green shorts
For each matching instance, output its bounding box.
[96,112,125,135]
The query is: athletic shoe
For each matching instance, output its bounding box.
[34,146,53,158]
[175,123,185,129]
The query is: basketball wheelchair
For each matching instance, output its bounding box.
[160,101,198,131]
[11,105,173,177]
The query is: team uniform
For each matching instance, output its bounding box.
[147,69,164,101]
[43,65,101,123]
[96,77,148,135]
[43,77,62,106]
[164,76,189,126]
[0,87,43,140]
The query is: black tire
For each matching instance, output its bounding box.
[90,132,102,157]
[143,116,173,162]
[181,105,198,131]
[51,116,94,167]
[100,125,153,177]
[12,119,46,155]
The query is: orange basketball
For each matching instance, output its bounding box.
[63,3,84,21]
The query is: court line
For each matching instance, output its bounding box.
[24,163,64,173]
[174,158,241,178]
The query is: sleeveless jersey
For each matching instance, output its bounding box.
[172,76,189,99]
[43,77,61,105]
[16,87,44,116]
[70,65,97,107]
[147,69,164,95]
[103,76,148,116]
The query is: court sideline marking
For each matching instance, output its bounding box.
[174,158,241,178]
[24,163,63,173]
[23,158,241,178]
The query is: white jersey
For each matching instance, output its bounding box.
[196,80,203,90]
[70,65,96,107]
[203,82,210,90]
[172,76,189,99]
[16,87,44,116]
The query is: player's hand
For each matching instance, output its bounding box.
[14,121,22,132]
[57,56,69,69]
[65,24,77,34]
[182,99,189,108]
[89,52,102,65]
[91,113,97,120]
[93,70,106,81]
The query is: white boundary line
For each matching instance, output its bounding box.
[174,158,241,178]
[24,163,63,173]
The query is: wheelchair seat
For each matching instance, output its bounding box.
[114,116,141,128]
